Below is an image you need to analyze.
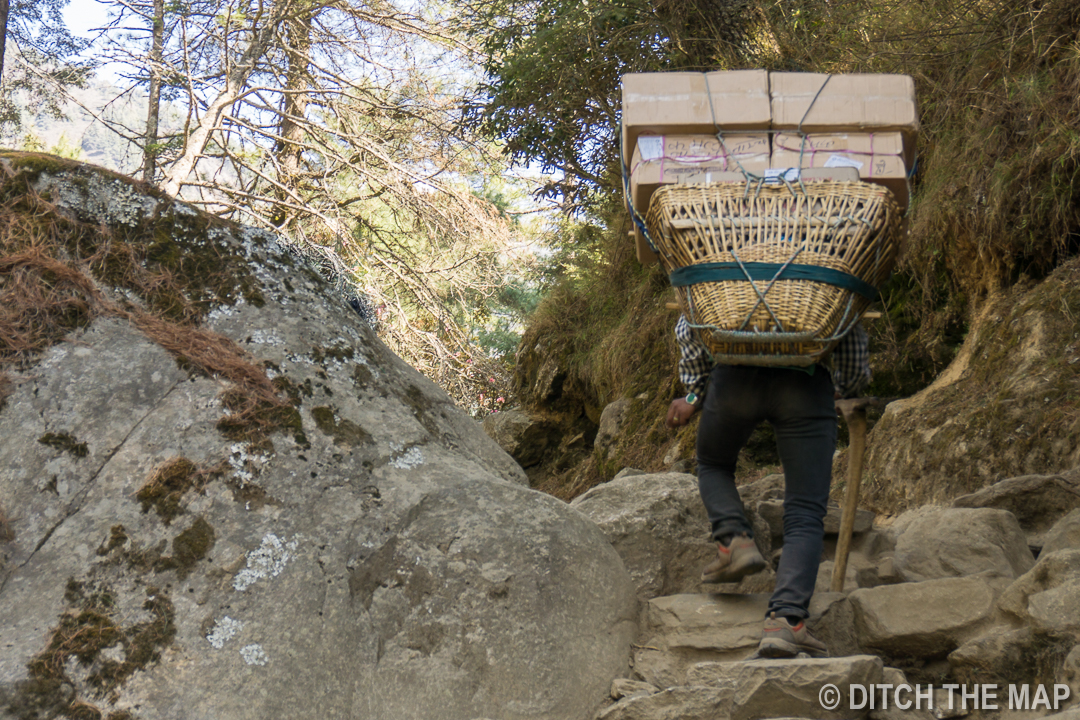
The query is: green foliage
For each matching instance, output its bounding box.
[752,0,1080,390]
[515,194,687,494]
[471,0,1080,407]
[1,0,94,137]
[462,0,767,206]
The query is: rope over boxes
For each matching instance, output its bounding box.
[646,179,902,365]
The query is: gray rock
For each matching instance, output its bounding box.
[571,472,714,600]
[571,472,773,601]
[816,555,872,594]
[808,592,861,659]
[948,625,1074,687]
[633,593,768,687]
[611,679,660,701]
[614,467,647,480]
[597,686,733,720]
[1057,644,1080,714]
[869,668,936,720]
[758,500,874,541]
[1043,509,1080,556]
[0,160,634,720]
[740,473,786,506]
[633,592,845,688]
[876,556,904,585]
[932,688,970,719]
[687,655,884,720]
[596,397,632,450]
[481,407,557,468]
[892,508,1035,582]
[951,472,1080,538]
[998,549,1080,638]
[849,574,1005,657]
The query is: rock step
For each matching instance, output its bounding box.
[601,655,884,720]
[633,592,853,688]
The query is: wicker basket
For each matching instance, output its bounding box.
[645,179,902,365]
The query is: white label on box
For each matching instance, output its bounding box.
[765,168,801,183]
[637,137,664,161]
[824,154,864,170]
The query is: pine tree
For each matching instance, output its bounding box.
[0,0,93,136]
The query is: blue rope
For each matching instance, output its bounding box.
[670,261,879,300]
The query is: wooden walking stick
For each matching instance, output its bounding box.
[831,396,895,592]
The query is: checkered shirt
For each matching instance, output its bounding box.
[675,315,871,400]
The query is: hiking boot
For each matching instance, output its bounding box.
[701,533,767,584]
[757,611,829,658]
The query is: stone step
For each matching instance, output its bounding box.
[601,655,884,720]
[633,592,853,687]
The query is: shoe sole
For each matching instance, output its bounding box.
[700,555,767,584]
[757,637,829,659]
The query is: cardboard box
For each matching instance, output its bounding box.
[628,133,770,216]
[627,133,770,265]
[771,132,910,209]
[621,70,771,165]
[770,73,919,139]
[635,230,659,265]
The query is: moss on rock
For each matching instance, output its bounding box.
[37,432,89,458]
[311,405,373,447]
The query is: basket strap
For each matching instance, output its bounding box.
[669,261,879,300]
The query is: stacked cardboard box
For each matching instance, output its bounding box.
[622,71,919,264]
[771,131,910,210]
[620,70,771,162]
[627,134,770,217]
[769,73,917,211]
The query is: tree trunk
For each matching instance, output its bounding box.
[142,0,165,183]
[0,0,10,89]
[270,2,312,228]
[161,0,292,197]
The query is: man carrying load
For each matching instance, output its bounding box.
[665,317,870,659]
[625,67,914,659]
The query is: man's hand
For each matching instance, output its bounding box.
[666,398,699,428]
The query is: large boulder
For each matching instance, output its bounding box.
[891,507,1035,581]
[1042,509,1080,556]
[951,472,1080,548]
[570,472,772,601]
[688,655,885,720]
[571,472,713,600]
[848,574,1007,657]
[856,263,1080,514]
[998,549,1080,639]
[0,155,637,720]
[481,406,558,467]
[949,626,1075,688]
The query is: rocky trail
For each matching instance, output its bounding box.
[4,154,1080,720]
[569,469,1080,720]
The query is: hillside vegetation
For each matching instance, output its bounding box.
[488,0,1080,497]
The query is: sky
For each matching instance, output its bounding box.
[61,0,112,40]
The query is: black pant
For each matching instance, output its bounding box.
[696,364,837,620]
